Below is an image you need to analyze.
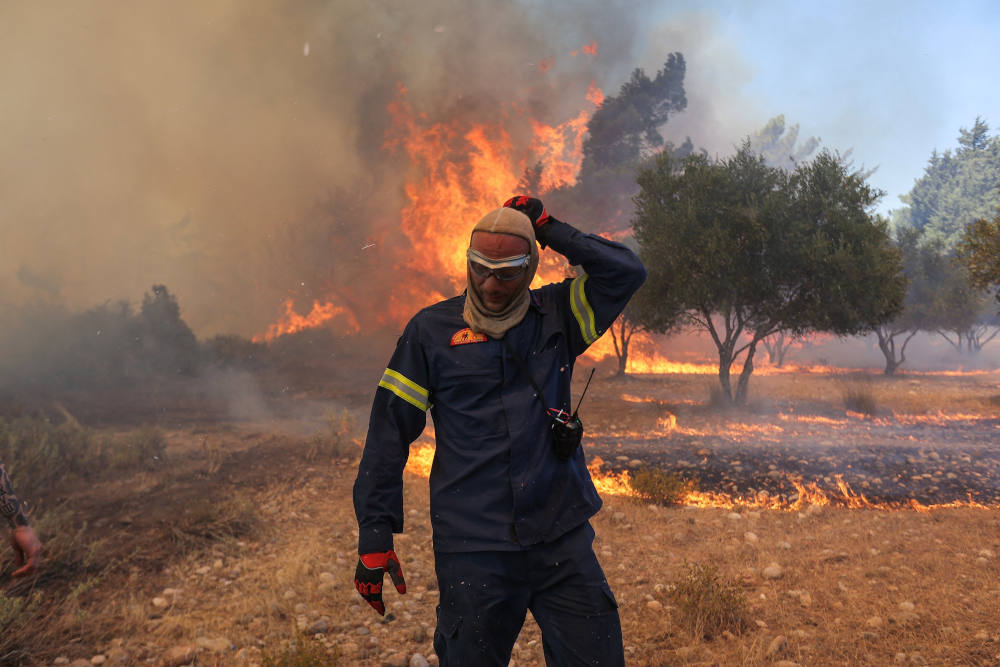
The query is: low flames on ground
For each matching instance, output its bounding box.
[249,53,1000,516]
[403,397,1000,513]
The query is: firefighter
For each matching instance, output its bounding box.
[1,462,42,578]
[353,196,645,666]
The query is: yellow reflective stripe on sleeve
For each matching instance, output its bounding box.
[378,368,430,411]
[570,274,599,345]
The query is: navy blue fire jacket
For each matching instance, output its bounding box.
[353,220,646,553]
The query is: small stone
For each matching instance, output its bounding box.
[161,645,196,667]
[195,636,231,652]
[409,655,430,667]
[797,590,812,607]
[90,656,106,665]
[762,563,784,579]
[306,619,329,635]
[151,597,168,608]
[766,635,786,657]
[611,512,627,524]
[319,571,335,583]
[54,659,70,666]
[294,602,309,614]
[282,589,297,600]
[898,601,915,612]
[978,548,996,559]
[777,540,792,550]
[384,653,408,667]
[356,626,371,636]
[894,653,907,664]
[411,626,427,642]
[195,565,211,575]
[866,615,883,628]
[744,531,758,543]
[646,600,663,611]
[727,512,743,521]
[975,630,991,640]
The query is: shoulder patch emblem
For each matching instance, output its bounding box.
[450,327,488,346]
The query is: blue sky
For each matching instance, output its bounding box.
[641,0,1000,214]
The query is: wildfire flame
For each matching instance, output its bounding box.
[252,298,360,343]
[402,443,1000,513]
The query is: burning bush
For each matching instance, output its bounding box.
[669,561,751,640]
[629,466,690,506]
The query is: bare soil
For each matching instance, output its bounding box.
[3,369,999,666]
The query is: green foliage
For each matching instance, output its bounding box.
[747,115,819,171]
[631,144,904,403]
[669,561,751,640]
[894,118,1000,249]
[630,467,689,505]
[581,53,687,178]
[957,197,1000,308]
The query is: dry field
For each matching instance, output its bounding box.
[2,369,999,666]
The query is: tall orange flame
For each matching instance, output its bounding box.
[252,298,360,343]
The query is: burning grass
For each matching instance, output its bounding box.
[0,368,998,664]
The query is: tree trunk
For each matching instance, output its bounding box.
[734,338,759,405]
[716,348,734,404]
[617,334,629,376]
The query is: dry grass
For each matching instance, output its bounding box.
[1,370,998,664]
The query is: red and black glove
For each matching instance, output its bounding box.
[354,550,406,615]
[503,195,555,248]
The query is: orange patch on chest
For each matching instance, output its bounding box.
[450,328,488,346]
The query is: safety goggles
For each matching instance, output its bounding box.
[466,248,530,282]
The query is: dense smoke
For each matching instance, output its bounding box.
[1,0,656,337]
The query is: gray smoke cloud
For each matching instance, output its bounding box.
[1,0,655,337]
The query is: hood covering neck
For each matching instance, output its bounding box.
[462,207,538,339]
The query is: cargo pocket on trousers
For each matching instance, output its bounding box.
[433,606,462,658]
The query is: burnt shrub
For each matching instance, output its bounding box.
[841,379,878,416]
[669,561,751,640]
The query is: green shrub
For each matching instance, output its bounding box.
[630,467,690,506]
[669,561,751,640]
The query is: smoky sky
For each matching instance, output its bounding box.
[0,0,658,337]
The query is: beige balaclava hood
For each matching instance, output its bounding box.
[462,207,539,339]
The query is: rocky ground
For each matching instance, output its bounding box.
[5,369,1000,665]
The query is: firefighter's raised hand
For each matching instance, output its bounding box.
[503,195,556,248]
[354,550,406,615]
[10,525,42,578]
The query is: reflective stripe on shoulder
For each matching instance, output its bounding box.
[570,274,599,345]
[378,368,430,411]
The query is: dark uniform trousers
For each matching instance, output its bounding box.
[433,522,624,666]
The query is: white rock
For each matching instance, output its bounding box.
[727,512,743,521]
[762,564,784,579]
[151,597,168,608]
[319,571,335,583]
[898,601,915,612]
[410,654,430,667]
[744,531,758,543]
[866,615,883,628]
[90,656,106,665]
